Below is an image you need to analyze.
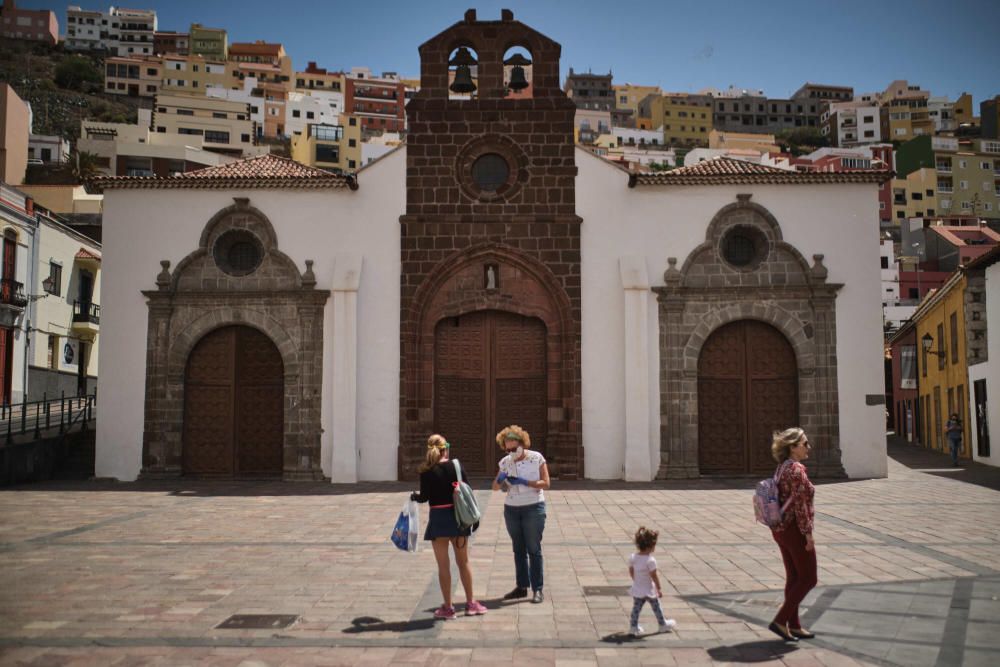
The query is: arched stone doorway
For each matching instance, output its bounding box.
[697,320,798,475]
[434,310,547,475]
[182,325,284,477]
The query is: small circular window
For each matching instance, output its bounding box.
[213,230,263,276]
[721,226,767,270]
[471,153,510,192]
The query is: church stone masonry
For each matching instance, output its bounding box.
[399,9,584,479]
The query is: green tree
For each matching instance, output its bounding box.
[54,55,101,92]
[68,150,102,182]
[776,127,829,156]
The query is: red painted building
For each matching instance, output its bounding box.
[887,322,920,442]
[344,73,406,134]
[1,0,58,45]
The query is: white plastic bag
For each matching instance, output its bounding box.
[391,499,420,553]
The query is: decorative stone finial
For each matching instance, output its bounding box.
[156,260,171,290]
[302,260,316,288]
[810,254,828,282]
[664,257,681,284]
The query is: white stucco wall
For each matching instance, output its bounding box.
[970,261,999,466]
[576,148,887,479]
[95,150,404,481]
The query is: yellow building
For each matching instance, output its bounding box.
[891,167,938,222]
[912,271,971,458]
[290,114,362,174]
[160,54,235,94]
[295,63,344,93]
[189,24,227,60]
[708,129,778,153]
[881,98,935,143]
[954,92,979,129]
[614,84,661,125]
[152,93,256,155]
[645,94,713,148]
[104,55,162,99]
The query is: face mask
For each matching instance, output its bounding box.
[506,444,523,459]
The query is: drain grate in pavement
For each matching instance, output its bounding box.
[583,585,629,597]
[216,614,299,629]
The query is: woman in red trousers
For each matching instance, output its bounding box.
[769,427,817,642]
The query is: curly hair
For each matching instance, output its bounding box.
[634,526,659,552]
[495,424,531,450]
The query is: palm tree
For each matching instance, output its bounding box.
[68,150,102,182]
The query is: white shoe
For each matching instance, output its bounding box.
[628,624,643,636]
[658,619,677,633]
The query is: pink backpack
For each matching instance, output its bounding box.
[753,461,794,528]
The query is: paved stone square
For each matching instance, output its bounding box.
[1,438,998,666]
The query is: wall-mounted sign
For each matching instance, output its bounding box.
[63,341,74,364]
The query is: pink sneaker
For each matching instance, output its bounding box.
[465,600,488,616]
[433,604,456,620]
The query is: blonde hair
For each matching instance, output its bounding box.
[495,424,531,450]
[419,434,449,473]
[771,427,805,463]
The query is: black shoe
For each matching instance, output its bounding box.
[768,622,798,642]
[503,587,528,600]
[532,589,544,604]
[790,627,815,639]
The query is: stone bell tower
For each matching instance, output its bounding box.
[398,9,583,479]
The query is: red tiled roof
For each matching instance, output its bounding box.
[630,157,891,186]
[75,247,101,261]
[88,155,357,192]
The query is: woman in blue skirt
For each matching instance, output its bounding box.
[410,434,486,620]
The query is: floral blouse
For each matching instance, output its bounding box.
[775,460,815,535]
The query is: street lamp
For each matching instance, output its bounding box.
[922,332,941,356]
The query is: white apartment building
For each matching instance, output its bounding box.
[64,6,103,50]
[286,90,344,138]
[361,132,402,166]
[65,5,157,56]
[822,100,881,147]
[927,96,958,133]
[611,126,664,147]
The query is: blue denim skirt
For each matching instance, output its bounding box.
[424,506,472,540]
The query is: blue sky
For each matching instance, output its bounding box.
[22,0,1000,102]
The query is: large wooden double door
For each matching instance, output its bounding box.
[434,311,547,476]
[182,326,284,477]
[697,320,798,475]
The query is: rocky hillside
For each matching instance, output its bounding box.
[0,40,141,141]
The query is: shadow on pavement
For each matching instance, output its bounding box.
[887,434,1000,491]
[343,616,436,634]
[707,641,800,662]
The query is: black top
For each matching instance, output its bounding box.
[413,459,469,506]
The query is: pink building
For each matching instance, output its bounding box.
[0,0,58,45]
[0,83,30,185]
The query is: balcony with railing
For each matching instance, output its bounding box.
[71,300,100,334]
[0,279,27,309]
[353,86,397,101]
[935,160,951,173]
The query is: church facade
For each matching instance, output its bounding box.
[93,11,888,483]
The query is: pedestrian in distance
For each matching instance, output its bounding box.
[627,526,677,637]
[768,427,818,642]
[410,434,487,619]
[492,424,550,603]
[945,413,963,466]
